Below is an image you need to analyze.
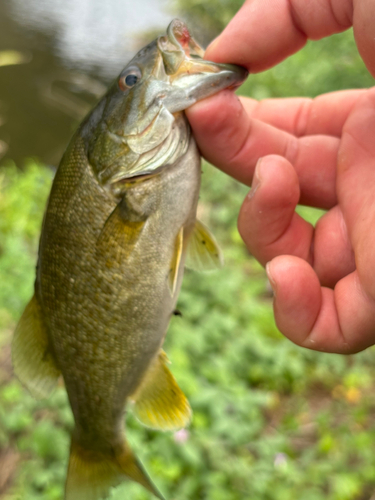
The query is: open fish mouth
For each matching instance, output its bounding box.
[156,19,248,114]
[158,19,207,75]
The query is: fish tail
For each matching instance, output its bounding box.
[65,434,165,500]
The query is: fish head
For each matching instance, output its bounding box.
[87,19,247,186]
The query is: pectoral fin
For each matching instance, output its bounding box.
[131,350,191,430]
[12,295,60,399]
[97,204,145,264]
[185,219,223,272]
[168,227,184,296]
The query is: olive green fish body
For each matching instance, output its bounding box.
[38,125,199,449]
[12,19,247,500]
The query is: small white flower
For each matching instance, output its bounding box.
[274,452,288,469]
[174,429,189,444]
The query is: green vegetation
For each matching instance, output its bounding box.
[1,12,375,500]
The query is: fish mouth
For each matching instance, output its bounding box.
[157,19,248,113]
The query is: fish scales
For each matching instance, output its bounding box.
[12,19,247,500]
[40,130,199,444]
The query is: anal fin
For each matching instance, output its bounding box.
[12,295,60,399]
[185,219,223,272]
[131,350,191,431]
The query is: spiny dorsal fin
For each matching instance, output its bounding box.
[168,226,184,296]
[66,435,165,500]
[185,219,223,272]
[131,350,191,431]
[12,295,60,399]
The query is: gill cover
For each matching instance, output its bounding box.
[87,19,247,185]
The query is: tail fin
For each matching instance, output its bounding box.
[65,435,165,500]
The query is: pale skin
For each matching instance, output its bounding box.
[186,0,375,354]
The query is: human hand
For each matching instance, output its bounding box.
[186,0,375,354]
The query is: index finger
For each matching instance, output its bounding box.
[205,0,353,73]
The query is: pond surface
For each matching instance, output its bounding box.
[0,0,184,165]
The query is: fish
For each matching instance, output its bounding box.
[12,19,247,500]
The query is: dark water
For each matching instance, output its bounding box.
[0,0,174,166]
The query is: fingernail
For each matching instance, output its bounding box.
[248,158,263,199]
[266,261,277,297]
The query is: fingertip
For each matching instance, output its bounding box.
[238,155,300,243]
[238,155,313,265]
[199,0,307,73]
[266,256,321,346]
[251,155,300,207]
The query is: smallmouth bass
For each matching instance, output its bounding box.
[12,19,247,500]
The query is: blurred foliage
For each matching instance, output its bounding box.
[2,3,375,500]
[171,0,244,46]
[245,32,374,100]
[0,162,53,330]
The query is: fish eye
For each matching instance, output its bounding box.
[125,74,138,86]
[118,67,142,91]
